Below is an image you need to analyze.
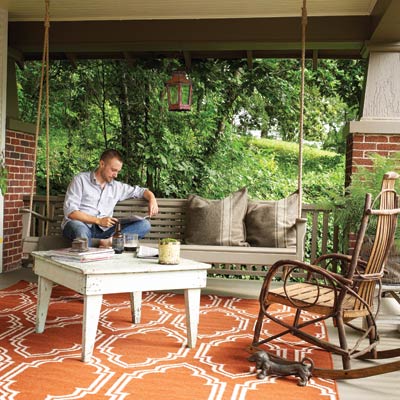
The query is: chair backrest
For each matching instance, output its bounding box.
[350,172,400,310]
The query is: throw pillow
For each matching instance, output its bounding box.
[185,188,249,246]
[245,192,298,248]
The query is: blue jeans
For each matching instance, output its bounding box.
[62,219,151,246]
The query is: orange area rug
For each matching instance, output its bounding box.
[0,281,338,399]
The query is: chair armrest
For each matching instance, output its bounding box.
[313,253,368,277]
[314,253,352,265]
[263,259,353,290]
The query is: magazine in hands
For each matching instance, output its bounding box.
[48,247,115,262]
[118,215,150,224]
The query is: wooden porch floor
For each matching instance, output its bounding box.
[1,268,399,399]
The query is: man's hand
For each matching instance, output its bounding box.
[97,216,118,228]
[68,210,118,228]
[144,189,159,217]
[148,196,159,217]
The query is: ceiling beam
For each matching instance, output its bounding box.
[370,0,400,42]
[8,47,24,69]
[13,40,365,53]
[8,16,372,60]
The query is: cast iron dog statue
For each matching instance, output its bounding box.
[248,350,314,386]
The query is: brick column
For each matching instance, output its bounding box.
[347,49,400,182]
[346,132,400,185]
[346,48,400,252]
[3,129,35,271]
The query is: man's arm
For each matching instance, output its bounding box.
[68,210,117,228]
[143,189,159,216]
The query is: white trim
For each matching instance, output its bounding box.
[5,0,380,22]
[349,120,400,134]
[0,8,7,273]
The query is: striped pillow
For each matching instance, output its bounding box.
[184,188,249,246]
[245,192,298,248]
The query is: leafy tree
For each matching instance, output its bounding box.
[16,57,362,200]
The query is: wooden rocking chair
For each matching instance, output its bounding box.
[252,171,400,378]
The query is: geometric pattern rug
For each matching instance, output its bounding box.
[0,281,338,399]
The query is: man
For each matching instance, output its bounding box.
[62,149,158,247]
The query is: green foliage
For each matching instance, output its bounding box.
[159,238,179,244]
[16,57,358,202]
[183,135,344,206]
[331,152,400,241]
[0,152,7,196]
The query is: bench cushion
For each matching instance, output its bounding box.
[245,192,298,248]
[184,188,248,246]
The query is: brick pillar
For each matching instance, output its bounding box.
[346,132,400,183]
[3,129,35,271]
[347,49,400,180]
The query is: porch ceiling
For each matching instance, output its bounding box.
[4,0,400,62]
[4,0,380,21]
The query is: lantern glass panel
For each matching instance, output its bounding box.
[169,85,179,105]
[181,85,190,105]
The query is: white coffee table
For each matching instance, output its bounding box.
[32,251,211,362]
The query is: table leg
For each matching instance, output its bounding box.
[35,276,53,333]
[184,288,201,348]
[130,291,142,323]
[82,294,103,362]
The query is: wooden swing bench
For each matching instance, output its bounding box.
[22,196,306,271]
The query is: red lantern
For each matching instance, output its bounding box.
[166,71,193,111]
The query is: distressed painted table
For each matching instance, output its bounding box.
[32,251,211,362]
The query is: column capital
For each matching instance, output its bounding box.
[349,120,400,134]
[362,41,400,57]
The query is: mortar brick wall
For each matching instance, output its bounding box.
[346,133,399,187]
[3,129,35,272]
[345,132,400,252]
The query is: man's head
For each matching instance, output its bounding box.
[98,149,123,183]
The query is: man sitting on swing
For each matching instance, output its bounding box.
[62,149,159,247]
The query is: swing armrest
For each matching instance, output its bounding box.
[20,208,57,223]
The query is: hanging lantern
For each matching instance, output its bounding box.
[166,71,193,111]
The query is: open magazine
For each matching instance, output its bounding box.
[118,215,150,224]
[136,245,158,259]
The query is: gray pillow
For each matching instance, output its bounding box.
[185,188,249,246]
[245,192,298,248]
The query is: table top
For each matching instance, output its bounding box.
[32,251,211,276]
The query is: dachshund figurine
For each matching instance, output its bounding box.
[248,350,314,386]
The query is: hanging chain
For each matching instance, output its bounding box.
[45,0,50,235]
[26,0,50,237]
[298,0,307,219]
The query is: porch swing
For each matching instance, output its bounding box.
[21,0,308,267]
